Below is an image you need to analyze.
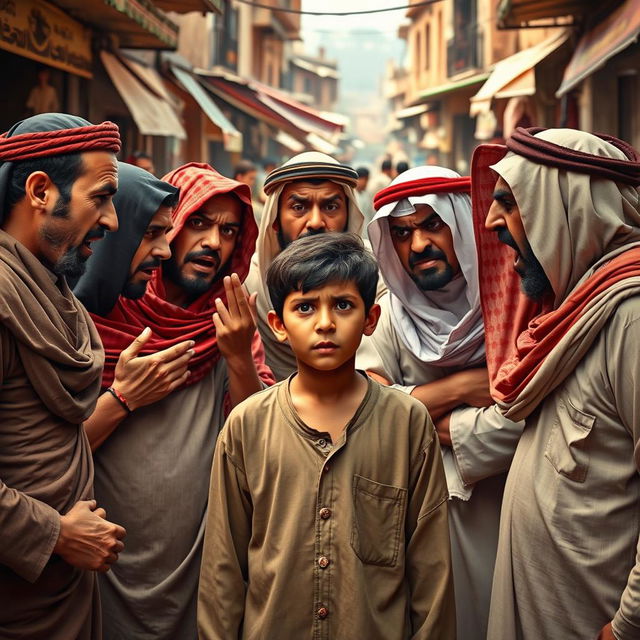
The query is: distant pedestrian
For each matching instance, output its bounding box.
[396,160,410,175]
[355,165,374,227]
[368,157,393,193]
[129,150,155,175]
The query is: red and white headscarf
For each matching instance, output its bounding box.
[369,165,484,367]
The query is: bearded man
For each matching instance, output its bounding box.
[74,161,195,450]
[0,113,126,639]
[473,128,640,640]
[245,151,369,380]
[85,162,274,639]
[360,165,521,640]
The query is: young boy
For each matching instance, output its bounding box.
[197,233,455,639]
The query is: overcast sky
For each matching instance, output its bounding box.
[301,0,407,100]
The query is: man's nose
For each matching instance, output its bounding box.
[410,228,432,254]
[485,201,502,230]
[100,199,118,233]
[306,205,325,230]
[202,226,221,249]
[154,236,171,261]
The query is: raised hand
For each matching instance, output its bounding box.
[113,327,195,410]
[213,273,257,363]
[54,500,126,572]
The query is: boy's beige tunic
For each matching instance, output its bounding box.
[198,379,455,639]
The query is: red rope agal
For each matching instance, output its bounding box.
[0,121,121,162]
[373,176,471,211]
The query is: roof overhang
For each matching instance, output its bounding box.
[155,0,222,14]
[470,29,570,115]
[557,0,640,96]
[55,0,178,49]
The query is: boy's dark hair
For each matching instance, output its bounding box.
[267,232,379,319]
[6,153,84,210]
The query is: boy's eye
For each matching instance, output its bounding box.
[336,300,352,311]
[295,302,314,314]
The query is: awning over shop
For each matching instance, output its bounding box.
[55,0,178,49]
[101,51,185,138]
[155,0,222,14]
[276,130,305,153]
[557,0,640,96]
[470,30,569,115]
[169,64,241,144]
[415,73,490,103]
[198,71,343,153]
[496,0,605,28]
[396,104,432,119]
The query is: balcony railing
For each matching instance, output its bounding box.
[447,23,483,77]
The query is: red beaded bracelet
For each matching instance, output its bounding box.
[106,387,132,413]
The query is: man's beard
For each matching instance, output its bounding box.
[408,247,455,291]
[496,227,552,301]
[163,248,222,299]
[276,225,327,251]
[41,196,105,278]
[121,258,161,300]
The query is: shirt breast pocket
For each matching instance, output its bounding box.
[350,474,407,567]
[544,398,595,483]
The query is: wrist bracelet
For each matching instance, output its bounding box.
[106,387,132,413]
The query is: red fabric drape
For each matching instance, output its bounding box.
[94,163,259,389]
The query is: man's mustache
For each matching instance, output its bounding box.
[137,257,162,272]
[185,249,220,267]
[409,247,447,269]
[496,227,520,254]
[297,228,326,240]
[83,227,107,242]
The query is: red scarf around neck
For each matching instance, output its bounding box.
[94,163,259,389]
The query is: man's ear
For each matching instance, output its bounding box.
[363,303,381,336]
[24,171,58,214]
[267,309,289,343]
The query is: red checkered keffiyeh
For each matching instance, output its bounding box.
[94,163,268,390]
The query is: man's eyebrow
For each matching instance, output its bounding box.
[90,183,117,196]
[288,193,310,203]
[190,212,241,227]
[390,212,439,230]
[320,194,344,203]
[492,189,512,201]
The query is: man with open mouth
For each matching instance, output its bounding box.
[83,162,274,640]
[0,112,125,640]
[474,127,640,640]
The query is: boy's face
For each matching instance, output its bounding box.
[267,280,379,371]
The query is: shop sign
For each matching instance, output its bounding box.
[0,0,92,78]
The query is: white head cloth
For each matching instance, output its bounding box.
[368,165,485,366]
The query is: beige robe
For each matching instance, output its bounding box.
[198,378,456,639]
[358,293,522,640]
[94,360,229,640]
[487,296,640,639]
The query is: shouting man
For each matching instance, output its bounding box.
[360,165,520,639]
[86,162,274,639]
[0,113,125,639]
[474,128,640,640]
[245,151,367,380]
[74,161,195,450]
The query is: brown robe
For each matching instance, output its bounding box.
[0,231,104,639]
[198,378,456,639]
